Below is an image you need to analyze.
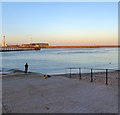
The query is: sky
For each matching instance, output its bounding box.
[2,2,118,46]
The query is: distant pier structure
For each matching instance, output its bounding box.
[0,47,40,52]
[0,36,41,52]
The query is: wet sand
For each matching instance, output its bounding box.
[2,70,119,113]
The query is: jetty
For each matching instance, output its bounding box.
[0,47,40,52]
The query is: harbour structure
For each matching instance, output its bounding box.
[0,47,40,52]
[2,36,7,47]
[1,36,41,52]
[21,43,49,48]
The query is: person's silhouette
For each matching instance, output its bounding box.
[25,63,29,73]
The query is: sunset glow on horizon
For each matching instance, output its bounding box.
[2,2,118,46]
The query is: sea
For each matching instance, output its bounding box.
[0,48,119,75]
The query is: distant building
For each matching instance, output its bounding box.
[30,43,49,47]
[21,43,49,48]
[2,36,7,47]
[2,42,7,47]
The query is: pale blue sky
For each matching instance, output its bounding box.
[2,2,118,45]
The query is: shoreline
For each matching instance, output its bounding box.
[2,69,119,85]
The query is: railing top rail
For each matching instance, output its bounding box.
[66,67,119,71]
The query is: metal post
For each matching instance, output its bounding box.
[91,69,93,82]
[70,68,71,78]
[65,69,67,77]
[79,68,81,80]
[106,69,108,85]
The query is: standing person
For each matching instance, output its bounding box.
[25,63,29,73]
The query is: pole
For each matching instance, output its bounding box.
[70,68,71,78]
[106,69,108,85]
[65,69,67,77]
[91,69,93,82]
[79,68,81,80]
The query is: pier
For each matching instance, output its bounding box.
[0,47,40,52]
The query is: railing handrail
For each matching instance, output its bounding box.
[66,67,119,71]
[65,67,119,85]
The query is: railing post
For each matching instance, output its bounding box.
[66,69,67,77]
[91,69,93,82]
[106,69,108,85]
[70,68,71,78]
[79,68,81,80]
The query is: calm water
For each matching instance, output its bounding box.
[1,48,119,74]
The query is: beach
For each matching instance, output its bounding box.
[2,1,119,114]
[2,70,118,113]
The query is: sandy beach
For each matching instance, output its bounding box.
[2,70,118,113]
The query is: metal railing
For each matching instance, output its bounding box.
[65,67,119,85]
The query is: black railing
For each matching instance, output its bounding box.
[65,67,119,85]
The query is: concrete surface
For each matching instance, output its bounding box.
[2,73,118,113]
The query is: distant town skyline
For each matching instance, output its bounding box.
[2,2,118,46]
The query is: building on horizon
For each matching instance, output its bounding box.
[2,36,7,47]
[21,43,49,48]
